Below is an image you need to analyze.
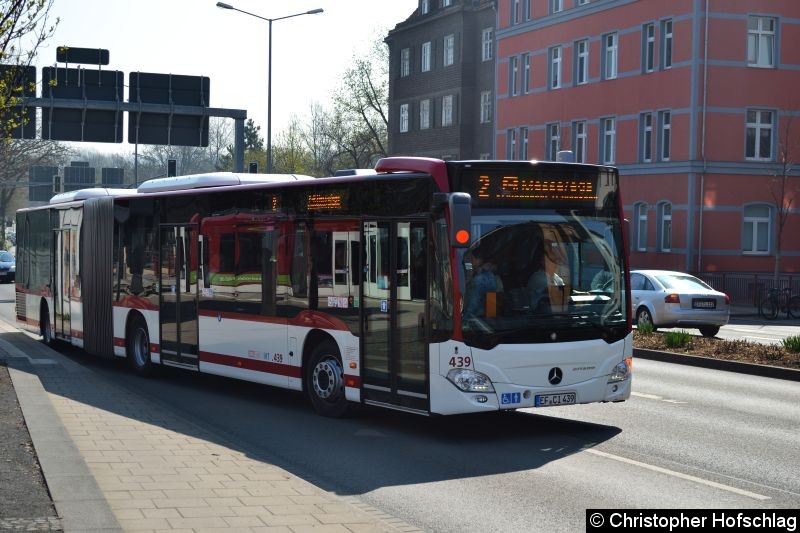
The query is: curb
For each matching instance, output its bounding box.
[633,348,800,382]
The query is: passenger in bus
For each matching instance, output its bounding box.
[463,251,502,318]
[526,239,564,313]
[591,266,614,291]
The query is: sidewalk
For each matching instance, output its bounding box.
[0,320,418,533]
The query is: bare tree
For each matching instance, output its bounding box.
[207,117,233,171]
[273,115,312,175]
[770,113,800,282]
[304,103,337,176]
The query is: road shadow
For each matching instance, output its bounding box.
[4,330,623,497]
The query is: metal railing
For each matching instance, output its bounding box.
[693,272,800,308]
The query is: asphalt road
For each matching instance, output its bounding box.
[3,284,799,532]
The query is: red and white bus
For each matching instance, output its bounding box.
[15,158,632,416]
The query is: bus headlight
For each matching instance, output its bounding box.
[608,358,632,383]
[447,368,495,392]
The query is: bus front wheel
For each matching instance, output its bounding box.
[305,341,348,417]
[127,316,153,377]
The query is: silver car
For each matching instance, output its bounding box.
[631,270,730,337]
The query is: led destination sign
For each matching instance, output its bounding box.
[464,172,599,204]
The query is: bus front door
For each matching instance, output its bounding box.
[361,220,429,414]
[159,225,199,369]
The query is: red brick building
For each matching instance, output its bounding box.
[494,0,800,282]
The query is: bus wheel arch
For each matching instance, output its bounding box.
[126,312,153,377]
[302,330,348,417]
[40,299,52,345]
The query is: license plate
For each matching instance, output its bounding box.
[692,299,716,309]
[535,392,576,407]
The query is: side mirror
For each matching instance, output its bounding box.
[448,192,472,248]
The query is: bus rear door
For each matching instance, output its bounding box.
[159,224,199,369]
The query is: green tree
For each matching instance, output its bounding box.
[273,115,312,175]
[244,118,264,151]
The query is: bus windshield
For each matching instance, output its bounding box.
[458,207,627,349]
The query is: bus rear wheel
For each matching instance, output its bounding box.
[127,316,153,377]
[40,305,52,345]
[305,341,348,417]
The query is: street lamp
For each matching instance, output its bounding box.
[216,2,323,174]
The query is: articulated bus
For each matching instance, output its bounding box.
[15,158,632,416]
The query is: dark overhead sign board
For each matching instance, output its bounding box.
[42,67,124,143]
[63,165,96,192]
[101,167,124,186]
[56,47,110,65]
[128,72,210,146]
[0,65,37,139]
[29,166,59,202]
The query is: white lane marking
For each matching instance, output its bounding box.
[632,391,687,404]
[585,448,770,501]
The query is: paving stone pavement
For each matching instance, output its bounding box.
[0,320,420,533]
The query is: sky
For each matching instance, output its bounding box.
[35,0,418,154]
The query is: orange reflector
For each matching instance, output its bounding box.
[349,361,357,369]
[455,229,470,245]
[486,291,497,317]
[345,377,356,387]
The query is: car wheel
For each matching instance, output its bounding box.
[305,341,348,418]
[698,326,720,338]
[127,315,153,377]
[636,306,657,331]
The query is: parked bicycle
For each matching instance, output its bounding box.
[759,287,800,320]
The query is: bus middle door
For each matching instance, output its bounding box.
[361,220,429,414]
[159,224,199,369]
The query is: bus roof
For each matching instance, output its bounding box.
[49,188,139,205]
[136,172,314,193]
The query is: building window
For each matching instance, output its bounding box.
[511,0,520,24]
[400,48,410,77]
[572,120,587,163]
[661,19,673,69]
[546,123,560,161]
[507,128,517,159]
[659,110,671,161]
[399,104,409,133]
[748,16,776,67]
[550,0,563,14]
[480,91,492,123]
[635,202,648,252]
[524,0,532,20]
[521,127,529,159]
[743,204,771,254]
[522,53,531,93]
[746,109,773,160]
[601,117,616,164]
[643,23,655,72]
[575,39,589,85]
[442,0,452,7]
[421,41,432,72]
[509,56,519,96]
[603,32,618,80]
[640,112,653,162]
[420,99,431,130]
[549,46,562,89]
[658,202,672,252]
[577,0,589,4]
[442,95,454,126]
[482,28,493,61]
[444,34,455,67]
[479,153,491,160]
[421,0,429,15]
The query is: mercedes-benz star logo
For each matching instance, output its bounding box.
[548,367,563,385]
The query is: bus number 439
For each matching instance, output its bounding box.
[449,356,471,368]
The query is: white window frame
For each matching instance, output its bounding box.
[399,104,409,133]
[550,46,562,89]
[659,110,672,161]
[507,128,517,159]
[421,41,432,72]
[572,120,587,163]
[641,112,653,162]
[442,0,452,7]
[745,109,773,161]
[442,95,454,127]
[482,28,493,61]
[547,123,560,161]
[661,19,673,69]
[550,0,563,14]
[444,34,455,67]
[420,99,430,130]
[509,56,519,96]
[521,127,529,159]
[575,39,589,85]
[748,15,776,68]
[480,91,492,124]
[511,0,520,24]
[400,48,410,77]
[522,53,531,93]
[635,202,648,252]
[643,23,655,73]
[658,202,672,252]
[421,0,429,15]
[603,32,618,80]
[743,204,771,255]
[578,0,589,5]
[601,117,616,164]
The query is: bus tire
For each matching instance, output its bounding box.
[305,341,348,417]
[40,304,53,345]
[127,315,153,377]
